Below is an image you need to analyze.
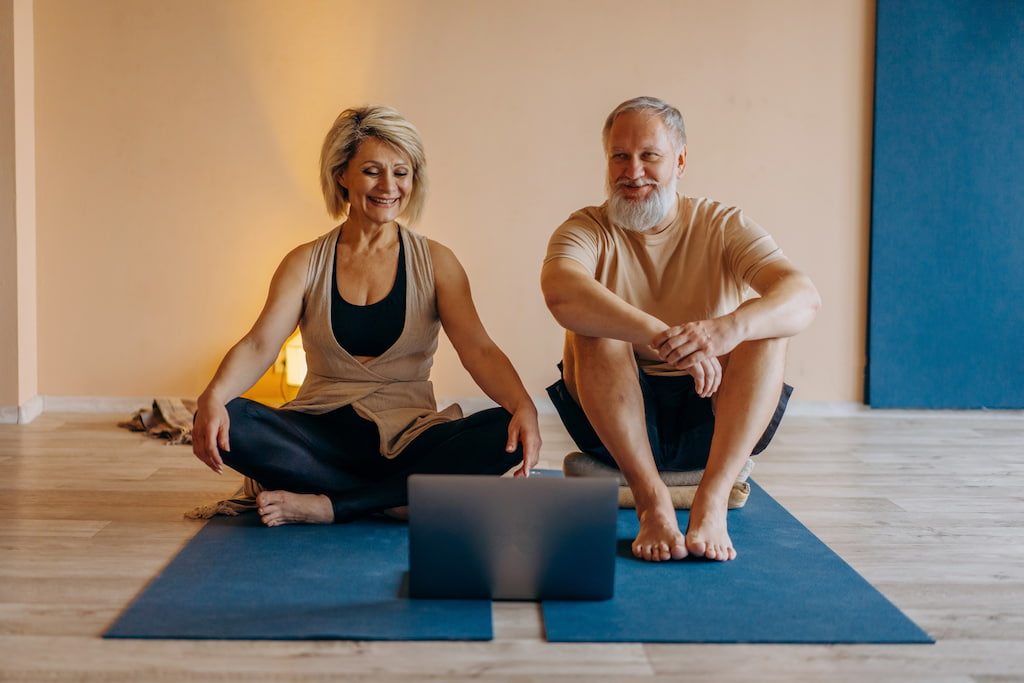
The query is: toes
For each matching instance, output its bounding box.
[633,542,657,561]
[256,491,281,508]
[633,540,682,562]
[699,542,736,562]
[686,539,708,558]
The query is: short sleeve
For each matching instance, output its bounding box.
[723,210,785,286]
[544,217,602,275]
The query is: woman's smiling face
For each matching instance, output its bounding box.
[338,137,414,226]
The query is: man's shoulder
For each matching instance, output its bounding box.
[560,203,610,231]
[680,195,743,223]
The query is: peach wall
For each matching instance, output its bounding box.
[30,0,874,405]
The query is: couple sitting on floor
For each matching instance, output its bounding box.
[191,97,820,563]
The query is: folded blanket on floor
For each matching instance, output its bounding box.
[118,397,197,445]
[563,451,753,509]
[119,397,263,518]
[617,481,750,509]
[184,478,263,519]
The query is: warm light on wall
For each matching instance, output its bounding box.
[285,333,307,386]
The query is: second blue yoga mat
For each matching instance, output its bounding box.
[104,513,492,640]
[542,481,933,643]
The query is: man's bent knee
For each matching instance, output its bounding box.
[563,334,638,400]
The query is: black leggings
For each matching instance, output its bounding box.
[220,398,522,522]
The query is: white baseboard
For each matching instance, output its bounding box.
[3,395,1018,425]
[0,395,45,424]
[785,400,1023,419]
[43,396,153,415]
[784,400,867,417]
[0,396,151,422]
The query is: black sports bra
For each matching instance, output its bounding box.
[331,236,407,357]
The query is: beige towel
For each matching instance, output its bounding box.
[118,397,196,446]
[563,451,753,510]
[184,477,264,520]
[617,481,750,510]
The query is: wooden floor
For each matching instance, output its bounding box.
[1,409,1023,682]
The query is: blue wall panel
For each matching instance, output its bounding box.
[869,0,1024,408]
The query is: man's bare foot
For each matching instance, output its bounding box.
[256,491,334,527]
[632,496,687,562]
[685,494,736,561]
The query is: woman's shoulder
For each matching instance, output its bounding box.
[273,226,339,284]
[424,237,460,280]
[278,237,317,273]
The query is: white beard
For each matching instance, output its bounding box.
[606,179,677,232]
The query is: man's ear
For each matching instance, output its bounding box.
[677,145,687,177]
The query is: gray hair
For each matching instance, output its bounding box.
[319,105,428,223]
[602,96,687,151]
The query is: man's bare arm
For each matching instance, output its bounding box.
[653,259,820,369]
[541,257,668,345]
[732,259,821,341]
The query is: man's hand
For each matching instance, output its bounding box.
[684,356,723,398]
[650,318,740,397]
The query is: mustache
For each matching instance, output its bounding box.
[614,178,659,189]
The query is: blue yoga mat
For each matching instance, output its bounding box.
[542,481,933,643]
[104,513,492,641]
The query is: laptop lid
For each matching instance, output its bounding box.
[407,474,619,601]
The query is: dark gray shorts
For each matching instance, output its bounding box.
[546,363,792,472]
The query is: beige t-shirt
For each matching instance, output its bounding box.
[545,194,785,374]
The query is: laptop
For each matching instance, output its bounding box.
[407,473,619,601]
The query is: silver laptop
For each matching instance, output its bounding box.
[407,474,619,601]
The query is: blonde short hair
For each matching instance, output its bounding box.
[319,105,428,224]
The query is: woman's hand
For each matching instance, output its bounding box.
[508,405,542,477]
[191,397,230,474]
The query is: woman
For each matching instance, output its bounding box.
[191,105,541,526]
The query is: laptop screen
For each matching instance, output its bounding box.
[407,474,619,601]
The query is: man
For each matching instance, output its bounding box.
[541,96,820,562]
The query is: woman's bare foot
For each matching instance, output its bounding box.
[685,491,736,561]
[632,493,687,562]
[383,505,409,521]
[256,490,334,527]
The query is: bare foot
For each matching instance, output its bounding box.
[256,490,334,527]
[685,494,736,561]
[632,496,688,562]
[383,505,409,521]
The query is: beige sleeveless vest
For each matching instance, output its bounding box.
[283,225,461,458]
